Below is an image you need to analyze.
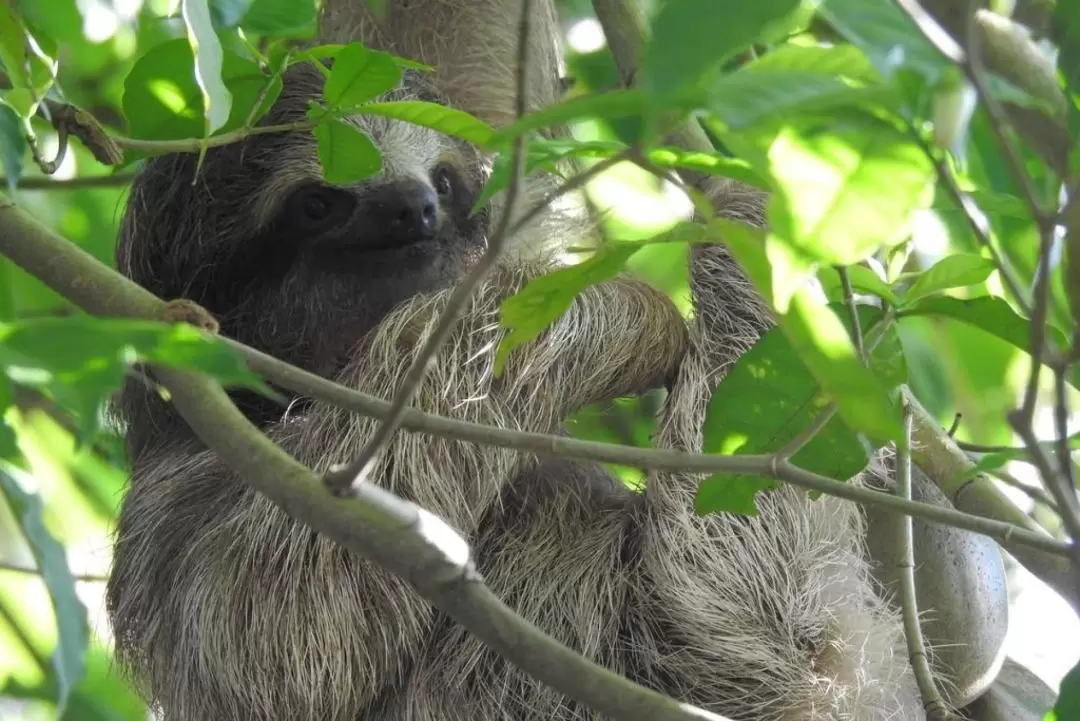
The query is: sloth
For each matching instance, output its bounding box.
[105,1,933,719]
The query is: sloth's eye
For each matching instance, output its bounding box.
[289,186,354,229]
[432,164,455,200]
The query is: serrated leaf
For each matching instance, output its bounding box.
[182,0,233,135]
[766,115,934,267]
[0,317,267,439]
[0,103,26,195]
[496,244,641,374]
[123,40,283,142]
[905,253,996,301]
[643,0,800,104]
[0,468,88,715]
[324,44,402,111]
[717,218,905,447]
[239,0,317,36]
[354,100,494,145]
[312,114,382,184]
[902,295,1080,391]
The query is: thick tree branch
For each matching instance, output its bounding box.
[0,195,1071,558]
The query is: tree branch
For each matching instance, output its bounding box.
[0,194,1071,557]
[897,402,953,721]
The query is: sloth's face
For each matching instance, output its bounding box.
[118,64,490,388]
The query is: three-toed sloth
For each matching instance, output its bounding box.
[106,1,936,719]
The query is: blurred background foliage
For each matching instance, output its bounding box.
[0,0,1077,718]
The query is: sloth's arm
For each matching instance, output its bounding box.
[298,264,687,532]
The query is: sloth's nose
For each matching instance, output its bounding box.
[364,179,439,246]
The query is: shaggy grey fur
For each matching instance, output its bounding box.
[107,1,930,719]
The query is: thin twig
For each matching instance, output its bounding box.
[0,560,109,583]
[1054,362,1077,491]
[946,413,962,437]
[987,468,1060,513]
[838,266,867,362]
[775,403,837,461]
[1,173,136,190]
[897,401,952,721]
[325,0,535,493]
[909,127,1033,314]
[110,120,313,155]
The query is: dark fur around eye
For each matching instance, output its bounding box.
[432,164,455,200]
[285,185,357,232]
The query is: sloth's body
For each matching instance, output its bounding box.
[106,3,927,719]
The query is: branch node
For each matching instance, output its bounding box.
[161,298,220,335]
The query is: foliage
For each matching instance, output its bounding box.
[0,0,1077,717]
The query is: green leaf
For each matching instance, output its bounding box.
[699,304,903,515]
[0,103,26,195]
[354,100,494,145]
[1049,659,1080,721]
[904,253,996,301]
[238,0,317,36]
[0,3,53,119]
[820,0,948,83]
[123,40,282,141]
[0,468,89,715]
[709,70,881,131]
[209,0,256,29]
[643,0,800,104]
[182,0,234,135]
[718,218,905,446]
[312,114,382,184]
[0,375,16,460]
[491,89,648,144]
[13,0,82,45]
[495,243,641,374]
[901,295,1080,390]
[0,317,267,439]
[766,115,934,266]
[323,44,402,111]
[819,265,901,305]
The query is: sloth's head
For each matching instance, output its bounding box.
[118,64,490,381]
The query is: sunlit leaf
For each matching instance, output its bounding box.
[718,218,905,446]
[643,0,800,104]
[354,100,494,145]
[0,317,267,438]
[766,115,934,267]
[0,468,88,715]
[13,0,82,45]
[819,265,900,305]
[323,44,402,111]
[123,40,283,142]
[496,243,641,374]
[312,114,382,184]
[0,375,16,460]
[182,0,234,135]
[904,253,996,301]
[699,304,903,515]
